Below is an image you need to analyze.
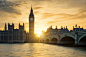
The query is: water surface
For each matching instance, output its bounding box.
[0,43,86,57]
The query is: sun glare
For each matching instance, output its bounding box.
[37,34,40,37]
[36,31,41,37]
[26,28,29,32]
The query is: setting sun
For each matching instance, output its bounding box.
[34,31,41,38]
[37,34,40,37]
[36,31,41,37]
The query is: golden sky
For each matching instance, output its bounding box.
[0,0,86,34]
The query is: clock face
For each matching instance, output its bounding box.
[30,18,33,21]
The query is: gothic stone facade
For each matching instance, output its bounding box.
[0,23,26,43]
[46,26,69,35]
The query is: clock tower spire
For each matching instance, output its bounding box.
[29,5,34,17]
[31,5,33,13]
[29,5,35,42]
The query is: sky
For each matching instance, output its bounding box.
[0,0,86,35]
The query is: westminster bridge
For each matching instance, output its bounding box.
[40,31,86,45]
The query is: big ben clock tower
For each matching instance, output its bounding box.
[29,6,35,42]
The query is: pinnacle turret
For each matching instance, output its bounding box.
[5,23,7,31]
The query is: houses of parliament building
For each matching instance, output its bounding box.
[0,23,26,43]
[0,6,35,43]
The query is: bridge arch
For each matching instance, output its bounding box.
[78,34,86,42]
[45,38,50,43]
[78,34,86,45]
[40,39,44,43]
[50,38,58,44]
[60,35,75,40]
[59,35,75,44]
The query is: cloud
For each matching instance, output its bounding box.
[1,7,21,15]
[0,0,86,32]
[30,0,51,1]
[42,13,55,19]
[34,11,40,15]
[68,0,86,8]
[72,9,86,19]
[0,0,21,15]
[34,7,43,9]
[47,21,58,24]
[56,9,86,20]
[41,9,86,25]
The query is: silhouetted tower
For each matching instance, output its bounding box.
[75,24,77,28]
[55,26,57,29]
[29,6,35,42]
[19,23,24,30]
[66,26,67,29]
[5,23,7,31]
[8,23,14,43]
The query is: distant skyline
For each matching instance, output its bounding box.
[0,0,86,35]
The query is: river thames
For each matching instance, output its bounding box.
[0,43,86,57]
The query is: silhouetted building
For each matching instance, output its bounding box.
[26,33,29,42]
[73,26,84,32]
[46,26,69,35]
[29,6,35,42]
[0,23,26,43]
